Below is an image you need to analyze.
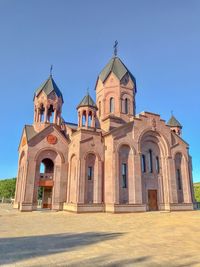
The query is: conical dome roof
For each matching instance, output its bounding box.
[167,115,182,128]
[34,75,63,102]
[77,93,97,110]
[98,56,136,90]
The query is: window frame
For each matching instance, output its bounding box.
[88,166,93,180]
[122,163,127,188]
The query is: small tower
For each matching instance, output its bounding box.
[95,46,136,130]
[77,93,97,128]
[167,115,182,136]
[33,75,63,132]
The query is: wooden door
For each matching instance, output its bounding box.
[42,187,52,209]
[148,190,158,211]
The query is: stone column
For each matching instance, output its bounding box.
[133,153,143,204]
[76,159,81,203]
[36,108,40,122]
[85,111,89,128]
[161,157,169,205]
[91,112,96,128]
[53,109,57,124]
[167,156,178,203]
[44,106,48,123]
[182,157,192,203]
[52,165,61,210]
[128,151,135,204]
[114,150,119,204]
[78,112,80,127]
[80,111,83,127]
[93,159,102,203]
[57,113,61,126]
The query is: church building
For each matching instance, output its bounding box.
[14,50,194,212]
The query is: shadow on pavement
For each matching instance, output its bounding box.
[0,232,123,265]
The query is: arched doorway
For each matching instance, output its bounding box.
[140,131,164,211]
[33,149,63,210]
[38,158,54,209]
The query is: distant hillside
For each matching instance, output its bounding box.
[194,183,200,202]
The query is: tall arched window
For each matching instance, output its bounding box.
[125,98,128,114]
[122,163,127,188]
[177,169,182,190]
[141,154,146,173]
[110,97,114,113]
[148,149,153,173]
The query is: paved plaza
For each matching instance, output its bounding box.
[0,204,200,267]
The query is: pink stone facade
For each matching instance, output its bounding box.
[14,55,194,212]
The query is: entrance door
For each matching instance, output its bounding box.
[42,187,52,209]
[148,190,158,211]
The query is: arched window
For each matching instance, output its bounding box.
[39,158,54,179]
[125,98,128,114]
[88,166,92,180]
[40,104,45,122]
[141,154,146,173]
[48,105,54,123]
[40,162,45,173]
[148,149,153,173]
[122,163,127,188]
[110,97,114,113]
[177,169,182,190]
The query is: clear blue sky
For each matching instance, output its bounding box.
[0,0,199,182]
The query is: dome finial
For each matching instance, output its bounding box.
[113,40,118,57]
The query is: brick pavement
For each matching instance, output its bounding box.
[0,204,200,267]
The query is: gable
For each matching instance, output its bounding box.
[28,125,69,148]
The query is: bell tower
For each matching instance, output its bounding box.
[33,74,63,132]
[95,43,137,131]
[167,114,182,136]
[77,92,97,129]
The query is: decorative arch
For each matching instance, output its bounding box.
[116,141,136,155]
[83,150,102,162]
[138,128,171,157]
[172,150,188,162]
[34,147,65,163]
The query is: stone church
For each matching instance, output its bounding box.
[14,52,194,212]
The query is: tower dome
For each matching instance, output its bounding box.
[98,56,136,90]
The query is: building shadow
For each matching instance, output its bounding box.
[65,255,151,267]
[0,232,123,265]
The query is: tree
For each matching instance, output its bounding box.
[0,178,16,198]
[194,183,200,202]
